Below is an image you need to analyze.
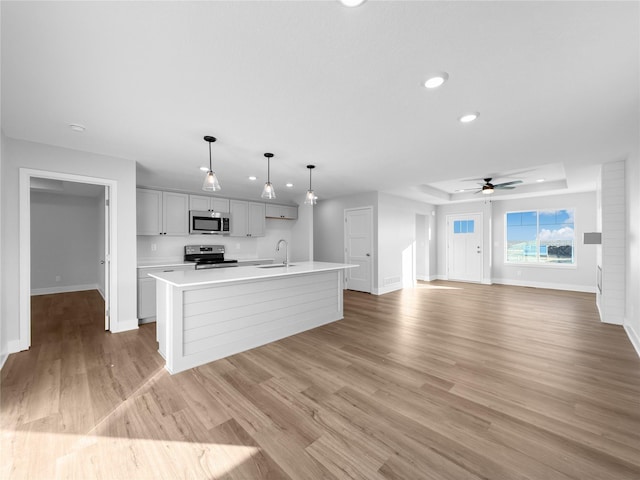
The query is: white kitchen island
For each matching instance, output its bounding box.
[149,262,356,374]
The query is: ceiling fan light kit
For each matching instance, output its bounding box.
[474,177,523,195]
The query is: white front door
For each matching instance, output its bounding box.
[344,207,373,293]
[447,213,483,282]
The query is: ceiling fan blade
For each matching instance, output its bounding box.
[495,186,516,189]
[494,180,522,188]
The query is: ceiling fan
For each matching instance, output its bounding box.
[474,177,522,195]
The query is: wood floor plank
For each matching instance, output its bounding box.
[2,284,640,479]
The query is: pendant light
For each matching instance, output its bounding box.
[202,135,221,191]
[304,164,316,205]
[261,153,276,199]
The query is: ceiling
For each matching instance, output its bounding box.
[2,1,638,205]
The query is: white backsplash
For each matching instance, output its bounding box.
[137,218,294,264]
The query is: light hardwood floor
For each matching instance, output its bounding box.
[2,283,639,479]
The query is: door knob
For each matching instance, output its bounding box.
[100,260,105,264]
[366,253,370,257]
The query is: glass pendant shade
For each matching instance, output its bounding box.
[304,164,316,205]
[202,135,221,191]
[261,153,276,199]
[304,189,316,205]
[202,170,221,191]
[262,182,276,199]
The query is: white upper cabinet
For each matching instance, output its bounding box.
[189,195,230,213]
[230,200,265,237]
[265,204,298,220]
[137,189,163,235]
[137,188,188,235]
[248,202,266,236]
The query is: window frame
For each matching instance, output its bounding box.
[504,207,577,268]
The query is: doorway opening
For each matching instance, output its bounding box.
[18,169,117,351]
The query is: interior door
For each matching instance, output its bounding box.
[447,213,483,282]
[103,186,110,330]
[344,207,373,293]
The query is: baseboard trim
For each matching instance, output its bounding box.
[0,352,7,371]
[111,319,139,333]
[31,284,100,296]
[624,322,640,359]
[373,283,402,295]
[8,339,22,354]
[491,278,596,293]
[97,287,106,300]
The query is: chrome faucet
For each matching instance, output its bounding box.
[276,239,289,265]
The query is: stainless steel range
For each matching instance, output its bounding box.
[184,245,238,270]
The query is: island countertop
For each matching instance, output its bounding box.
[148,261,356,287]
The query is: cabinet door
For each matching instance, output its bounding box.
[284,205,298,220]
[248,202,266,237]
[189,195,211,212]
[229,200,248,237]
[211,197,230,213]
[137,277,156,319]
[137,189,163,235]
[265,204,297,219]
[265,204,283,218]
[163,192,189,235]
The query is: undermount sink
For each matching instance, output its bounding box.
[257,264,296,269]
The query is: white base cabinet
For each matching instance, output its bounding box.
[137,265,194,321]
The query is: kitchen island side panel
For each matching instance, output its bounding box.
[166,270,343,373]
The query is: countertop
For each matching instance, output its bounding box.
[148,261,357,287]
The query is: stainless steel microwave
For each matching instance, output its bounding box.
[189,210,231,234]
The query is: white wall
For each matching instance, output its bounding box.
[314,191,379,285]
[436,200,492,284]
[2,137,138,350]
[314,191,437,294]
[492,192,597,292]
[291,201,313,262]
[436,192,597,292]
[30,191,102,294]
[625,154,640,355]
[136,217,299,264]
[377,193,436,293]
[0,131,6,369]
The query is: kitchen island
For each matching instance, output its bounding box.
[149,262,356,374]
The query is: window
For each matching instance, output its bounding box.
[505,209,575,265]
[453,219,474,234]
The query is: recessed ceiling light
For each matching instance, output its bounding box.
[339,0,366,6]
[459,113,479,123]
[199,166,209,172]
[286,183,294,188]
[69,123,85,132]
[248,176,257,181]
[536,178,545,183]
[424,73,449,89]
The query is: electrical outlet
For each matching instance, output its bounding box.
[55,275,61,282]
[151,243,157,252]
